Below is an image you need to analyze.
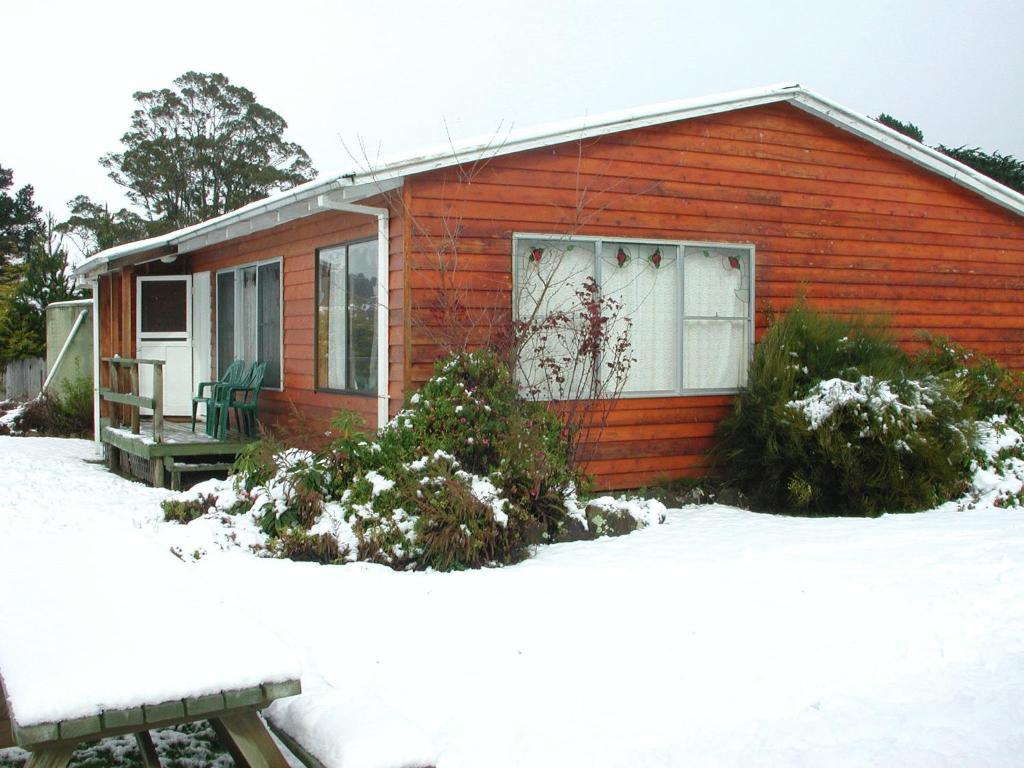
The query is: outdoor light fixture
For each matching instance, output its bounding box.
[160,254,178,264]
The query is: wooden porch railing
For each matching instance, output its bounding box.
[100,357,164,443]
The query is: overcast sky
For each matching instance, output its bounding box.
[3,0,1022,222]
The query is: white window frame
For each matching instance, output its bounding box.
[511,233,756,397]
[215,257,284,392]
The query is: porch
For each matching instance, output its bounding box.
[101,418,252,490]
[99,357,253,490]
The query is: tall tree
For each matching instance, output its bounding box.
[59,194,150,256]
[0,164,43,273]
[101,71,316,231]
[0,214,81,361]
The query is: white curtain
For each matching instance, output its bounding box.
[239,266,258,365]
[327,254,347,390]
[682,247,749,389]
[515,239,596,399]
[602,243,678,393]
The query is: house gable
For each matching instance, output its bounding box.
[401,101,1024,488]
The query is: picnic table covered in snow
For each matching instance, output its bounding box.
[0,524,302,768]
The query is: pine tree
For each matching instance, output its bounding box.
[875,113,925,143]
[0,215,81,362]
[875,113,1024,194]
[0,164,43,276]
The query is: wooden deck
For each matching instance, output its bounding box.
[100,418,253,490]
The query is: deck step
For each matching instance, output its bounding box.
[164,459,235,473]
[163,458,236,491]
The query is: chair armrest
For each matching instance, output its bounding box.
[195,381,220,397]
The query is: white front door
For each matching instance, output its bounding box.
[137,275,193,417]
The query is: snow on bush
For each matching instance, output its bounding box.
[162,351,665,570]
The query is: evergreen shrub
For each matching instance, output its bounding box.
[716,301,979,516]
[221,350,664,570]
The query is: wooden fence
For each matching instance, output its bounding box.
[2,358,45,400]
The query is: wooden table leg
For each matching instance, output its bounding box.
[210,711,290,768]
[135,730,162,768]
[24,745,75,768]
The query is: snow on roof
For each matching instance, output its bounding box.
[75,82,1024,278]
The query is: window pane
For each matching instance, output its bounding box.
[258,262,281,388]
[140,280,187,334]
[602,243,678,393]
[515,239,596,399]
[682,319,748,389]
[216,272,235,377]
[238,266,259,366]
[318,246,347,390]
[346,240,378,394]
[683,247,748,318]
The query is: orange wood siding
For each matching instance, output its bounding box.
[403,102,1024,489]
[187,201,406,431]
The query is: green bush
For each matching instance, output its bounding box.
[914,336,1024,424]
[184,350,664,570]
[162,494,219,524]
[10,376,94,437]
[271,528,346,564]
[717,301,978,515]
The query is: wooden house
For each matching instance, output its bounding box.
[75,83,1024,489]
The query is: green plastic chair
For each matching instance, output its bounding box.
[215,361,267,439]
[192,359,245,435]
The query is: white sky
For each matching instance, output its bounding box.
[3,0,1022,221]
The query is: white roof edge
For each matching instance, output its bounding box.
[788,88,1024,215]
[75,81,1023,277]
[46,298,93,308]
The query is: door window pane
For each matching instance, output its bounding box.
[216,272,235,376]
[140,280,187,334]
[238,266,259,366]
[346,240,378,394]
[258,262,281,388]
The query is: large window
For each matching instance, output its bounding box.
[316,239,378,395]
[216,260,281,388]
[514,235,753,396]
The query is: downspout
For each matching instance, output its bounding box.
[316,196,390,430]
[91,277,102,455]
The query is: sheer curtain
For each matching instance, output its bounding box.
[602,243,678,393]
[682,247,748,389]
[238,266,258,366]
[326,250,347,390]
[515,239,596,399]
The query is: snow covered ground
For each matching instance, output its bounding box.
[1,436,1023,767]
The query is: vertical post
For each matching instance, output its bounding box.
[92,278,102,455]
[129,363,140,435]
[152,361,163,444]
[107,360,120,429]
